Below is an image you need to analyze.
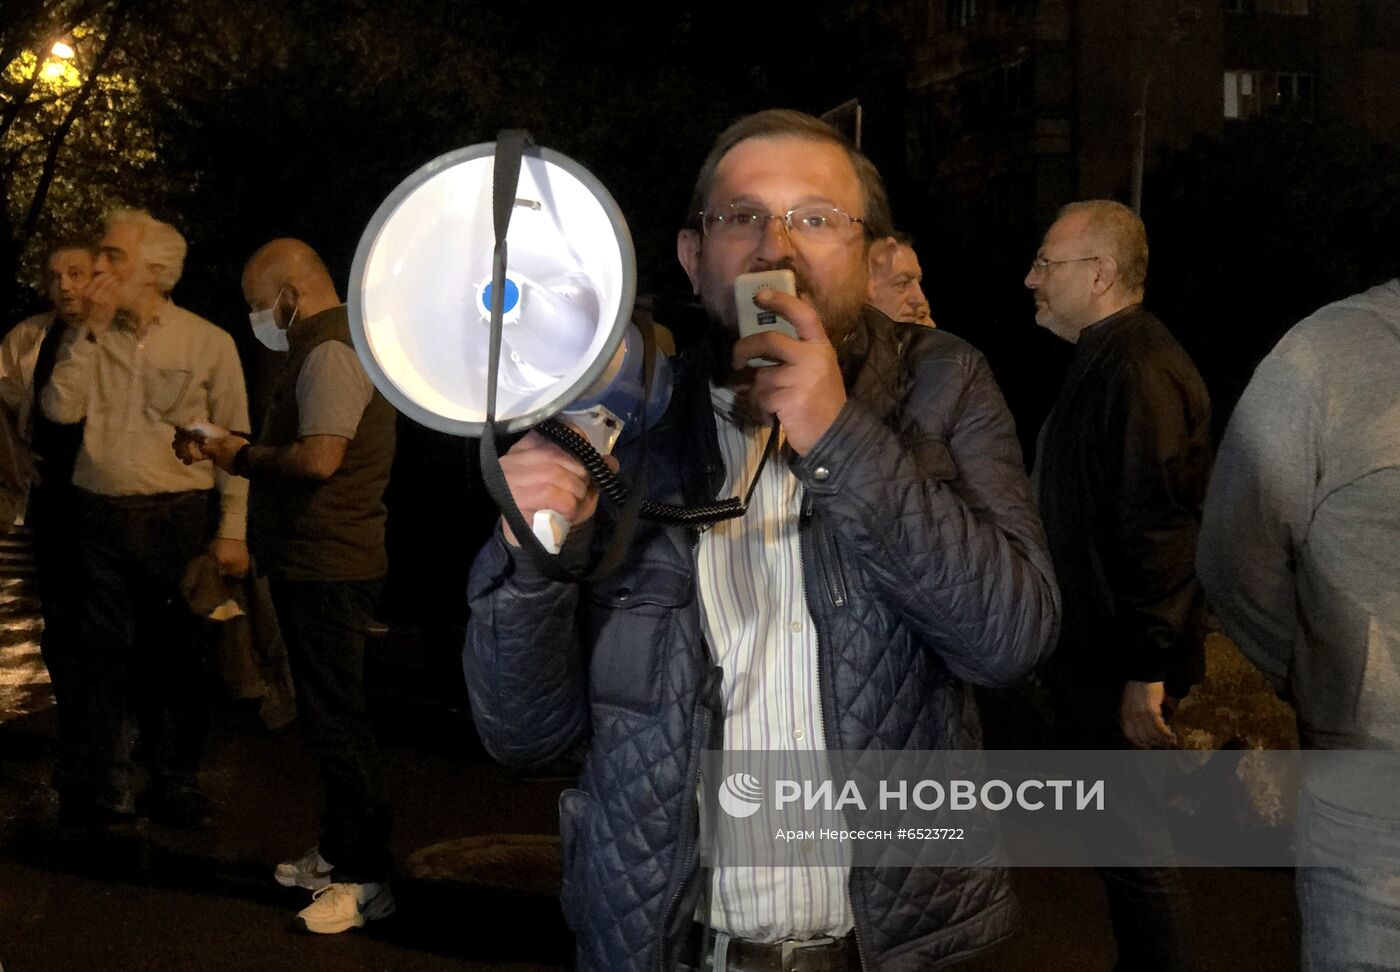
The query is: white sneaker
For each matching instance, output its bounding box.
[275,847,334,890]
[296,882,396,934]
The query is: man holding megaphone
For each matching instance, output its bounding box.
[464,110,1059,972]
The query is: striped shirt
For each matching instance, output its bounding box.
[697,385,854,942]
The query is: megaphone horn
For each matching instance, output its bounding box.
[347,134,669,557]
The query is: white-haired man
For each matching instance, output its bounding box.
[42,209,250,829]
[1025,199,1212,971]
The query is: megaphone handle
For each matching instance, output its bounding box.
[532,510,570,554]
[531,405,623,556]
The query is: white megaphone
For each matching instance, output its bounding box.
[347,138,671,554]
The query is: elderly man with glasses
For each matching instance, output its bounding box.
[464,109,1057,972]
[1024,199,1213,971]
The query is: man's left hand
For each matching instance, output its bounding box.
[196,434,249,473]
[730,288,846,455]
[1120,680,1177,749]
[209,537,249,579]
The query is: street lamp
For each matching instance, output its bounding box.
[1131,5,1202,215]
[41,36,80,84]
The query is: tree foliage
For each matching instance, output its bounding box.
[3,0,910,324]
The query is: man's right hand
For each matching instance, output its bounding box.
[498,431,610,547]
[82,271,120,335]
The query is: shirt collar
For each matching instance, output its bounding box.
[1079,302,1141,346]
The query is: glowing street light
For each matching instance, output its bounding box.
[42,37,79,83]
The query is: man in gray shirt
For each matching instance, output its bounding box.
[1198,278,1400,971]
[181,238,396,936]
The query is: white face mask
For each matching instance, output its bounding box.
[248,288,296,351]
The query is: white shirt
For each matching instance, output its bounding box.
[696,385,853,942]
[41,301,250,539]
[0,311,57,437]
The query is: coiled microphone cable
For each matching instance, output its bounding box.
[535,415,780,527]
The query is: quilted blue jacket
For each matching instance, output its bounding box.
[464,310,1060,971]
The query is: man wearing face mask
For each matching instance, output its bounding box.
[178,238,397,934]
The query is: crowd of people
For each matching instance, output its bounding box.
[2,215,395,934]
[3,108,1396,969]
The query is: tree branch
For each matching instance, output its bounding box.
[1,0,115,144]
[20,0,131,243]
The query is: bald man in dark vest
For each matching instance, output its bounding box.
[179,238,397,934]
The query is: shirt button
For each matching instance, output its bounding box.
[812,466,830,481]
[790,621,802,633]
[793,729,805,741]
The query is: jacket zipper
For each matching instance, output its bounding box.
[657,517,717,972]
[656,665,718,972]
[801,503,870,971]
[801,491,847,609]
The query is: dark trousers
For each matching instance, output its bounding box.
[270,578,391,883]
[75,489,217,812]
[30,483,86,800]
[1050,676,1194,972]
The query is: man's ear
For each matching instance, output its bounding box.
[867,236,897,277]
[1091,256,1119,297]
[677,229,702,296]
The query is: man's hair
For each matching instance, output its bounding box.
[45,239,95,264]
[889,230,916,248]
[103,208,187,294]
[1057,199,1148,293]
[686,109,894,241]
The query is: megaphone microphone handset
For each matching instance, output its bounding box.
[735,268,798,367]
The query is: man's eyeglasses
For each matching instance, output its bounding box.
[697,204,866,243]
[1028,254,1099,274]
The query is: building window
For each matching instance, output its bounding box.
[987,61,1032,116]
[947,0,979,29]
[1223,70,1255,118]
[1224,70,1314,119]
[1275,71,1314,117]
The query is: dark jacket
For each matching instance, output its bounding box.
[1034,304,1212,697]
[251,306,396,581]
[463,309,1059,971]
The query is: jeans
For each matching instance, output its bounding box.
[270,578,391,883]
[1298,789,1400,971]
[75,489,217,811]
